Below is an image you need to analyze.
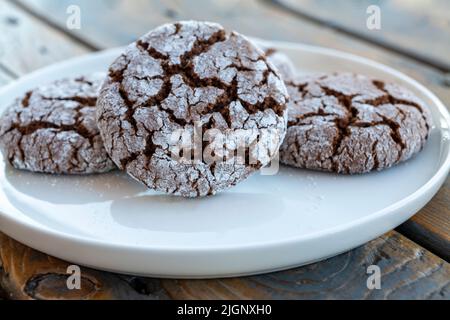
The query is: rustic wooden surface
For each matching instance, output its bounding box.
[0,233,168,300]
[0,1,87,75]
[273,0,450,71]
[162,232,450,300]
[398,177,450,261]
[0,0,448,299]
[1,231,449,300]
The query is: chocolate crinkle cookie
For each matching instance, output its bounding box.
[97,21,288,197]
[0,73,116,174]
[280,73,432,174]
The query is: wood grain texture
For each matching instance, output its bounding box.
[273,0,450,71]
[398,177,450,261]
[163,232,450,300]
[0,233,168,300]
[12,0,450,260]
[1,231,448,299]
[0,71,11,299]
[0,0,88,76]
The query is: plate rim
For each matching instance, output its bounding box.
[0,41,449,254]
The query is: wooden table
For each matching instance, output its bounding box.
[0,0,449,300]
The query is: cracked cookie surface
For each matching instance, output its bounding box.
[97,21,288,197]
[280,73,432,174]
[0,74,116,174]
[258,44,296,82]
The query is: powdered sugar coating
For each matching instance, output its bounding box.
[97,21,288,197]
[280,73,432,174]
[268,52,296,81]
[257,44,296,82]
[0,73,116,174]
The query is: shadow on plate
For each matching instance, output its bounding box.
[110,192,284,232]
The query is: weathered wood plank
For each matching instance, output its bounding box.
[162,232,450,299]
[273,0,450,71]
[12,0,167,48]
[0,233,168,300]
[12,0,450,260]
[398,177,450,261]
[2,231,448,299]
[0,1,88,76]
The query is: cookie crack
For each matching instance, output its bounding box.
[21,91,32,108]
[318,84,408,167]
[5,121,95,142]
[317,85,357,166]
[74,76,94,86]
[251,53,283,82]
[287,111,338,127]
[106,60,141,138]
[136,32,284,125]
[119,121,160,170]
[370,80,430,133]
[371,140,380,170]
[286,81,308,97]
[136,41,170,61]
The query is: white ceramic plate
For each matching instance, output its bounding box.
[0,41,449,278]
